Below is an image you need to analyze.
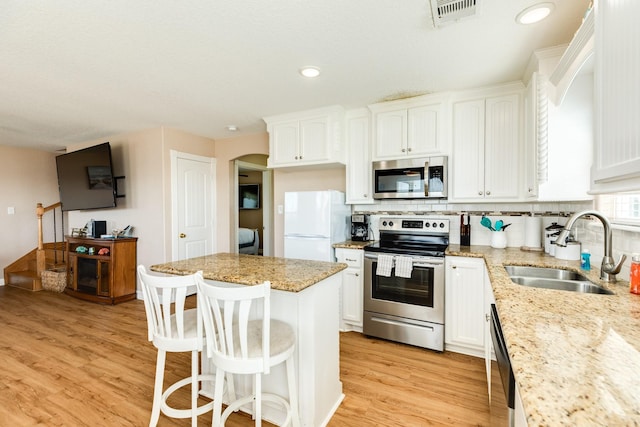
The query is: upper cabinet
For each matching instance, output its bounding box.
[345,108,373,204]
[264,106,345,168]
[369,94,448,161]
[591,0,640,192]
[450,84,523,202]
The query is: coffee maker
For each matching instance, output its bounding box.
[351,214,370,241]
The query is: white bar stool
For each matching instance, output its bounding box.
[196,278,300,427]
[137,265,215,427]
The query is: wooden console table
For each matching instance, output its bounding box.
[65,236,138,304]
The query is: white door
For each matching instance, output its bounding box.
[171,151,216,261]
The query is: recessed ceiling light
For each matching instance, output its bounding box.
[299,66,321,78]
[516,2,555,25]
[226,125,238,131]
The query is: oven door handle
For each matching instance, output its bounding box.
[413,262,443,268]
[364,253,444,267]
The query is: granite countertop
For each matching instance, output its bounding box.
[333,240,373,249]
[150,253,347,292]
[447,244,640,425]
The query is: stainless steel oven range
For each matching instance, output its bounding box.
[363,216,449,351]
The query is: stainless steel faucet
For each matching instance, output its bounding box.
[555,210,627,282]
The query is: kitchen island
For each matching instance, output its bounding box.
[447,245,640,425]
[151,253,348,427]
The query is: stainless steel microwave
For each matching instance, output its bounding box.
[373,156,447,199]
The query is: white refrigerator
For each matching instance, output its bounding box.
[284,190,350,262]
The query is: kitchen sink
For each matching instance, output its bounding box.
[504,265,614,295]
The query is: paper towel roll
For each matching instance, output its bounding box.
[524,216,542,249]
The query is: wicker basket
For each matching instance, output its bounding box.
[42,269,67,292]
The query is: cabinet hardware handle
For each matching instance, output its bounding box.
[486,191,491,195]
[528,188,533,192]
[485,313,490,322]
[179,233,186,238]
[295,156,299,160]
[452,265,457,269]
[407,147,412,152]
[401,148,406,152]
[346,258,356,262]
[363,194,367,197]
[478,191,483,195]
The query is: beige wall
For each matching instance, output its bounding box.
[0,145,59,276]
[272,166,346,256]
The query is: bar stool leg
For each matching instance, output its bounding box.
[150,350,166,427]
[191,350,198,427]
[287,357,300,427]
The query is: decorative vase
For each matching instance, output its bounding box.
[491,232,507,249]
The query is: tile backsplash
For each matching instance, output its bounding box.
[354,199,640,283]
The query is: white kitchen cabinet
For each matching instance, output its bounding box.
[591,0,640,192]
[335,248,364,332]
[484,267,496,402]
[445,256,486,357]
[369,95,447,161]
[264,105,345,168]
[450,87,522,202]
[522,74,539,199]
[345,109,373,204]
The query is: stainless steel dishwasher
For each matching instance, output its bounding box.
[490,304,515,426]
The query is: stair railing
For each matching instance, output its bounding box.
[36,202,64,277]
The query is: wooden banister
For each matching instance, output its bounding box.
[37,202,62,250]
[36,202,63,279]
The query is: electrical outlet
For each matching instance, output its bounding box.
[7,207,15,215]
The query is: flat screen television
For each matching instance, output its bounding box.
[56,142,117,212]
[239,184,260,209]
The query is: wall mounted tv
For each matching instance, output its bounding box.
[56,142,118,212]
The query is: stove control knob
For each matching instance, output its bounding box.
[382,221,388,226]
[432,222,438,228]
[425,222,430,228]
[439,222,445,228]
[388,221,394,227]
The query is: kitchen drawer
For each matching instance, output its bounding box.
[335,248,363,268]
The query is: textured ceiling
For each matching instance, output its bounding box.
[0,0,590,151]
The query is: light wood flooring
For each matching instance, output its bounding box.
[0,285,499,426]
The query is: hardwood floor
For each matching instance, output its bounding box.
[0,286,497,426]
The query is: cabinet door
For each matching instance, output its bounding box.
[445,256,486,356]
[484,94,521,200]
[523,76,539,198]
[270,121,300,165]
[407,104,441,156]
[98,260,110,296]
[299,116,330,163]
[345,112,372,204]
[373,109,407,160]
[342,267,363,327]
[593,0,640,187]
[451,100,485,200]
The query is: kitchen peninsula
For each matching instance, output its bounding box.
[150,253,347,427]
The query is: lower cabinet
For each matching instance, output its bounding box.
[445,256,487,357]
[335,248,364,332]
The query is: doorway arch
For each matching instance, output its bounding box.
[232,155,272,256]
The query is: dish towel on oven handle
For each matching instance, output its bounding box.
[376,254,394,277]
[394,256,413,278]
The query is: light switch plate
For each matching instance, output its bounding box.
[7,207,15,215]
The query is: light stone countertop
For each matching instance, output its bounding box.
[333,240,374,250]
[448,244,640,426]
[150,253,347,292]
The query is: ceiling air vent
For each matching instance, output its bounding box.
[430,0,479,27]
